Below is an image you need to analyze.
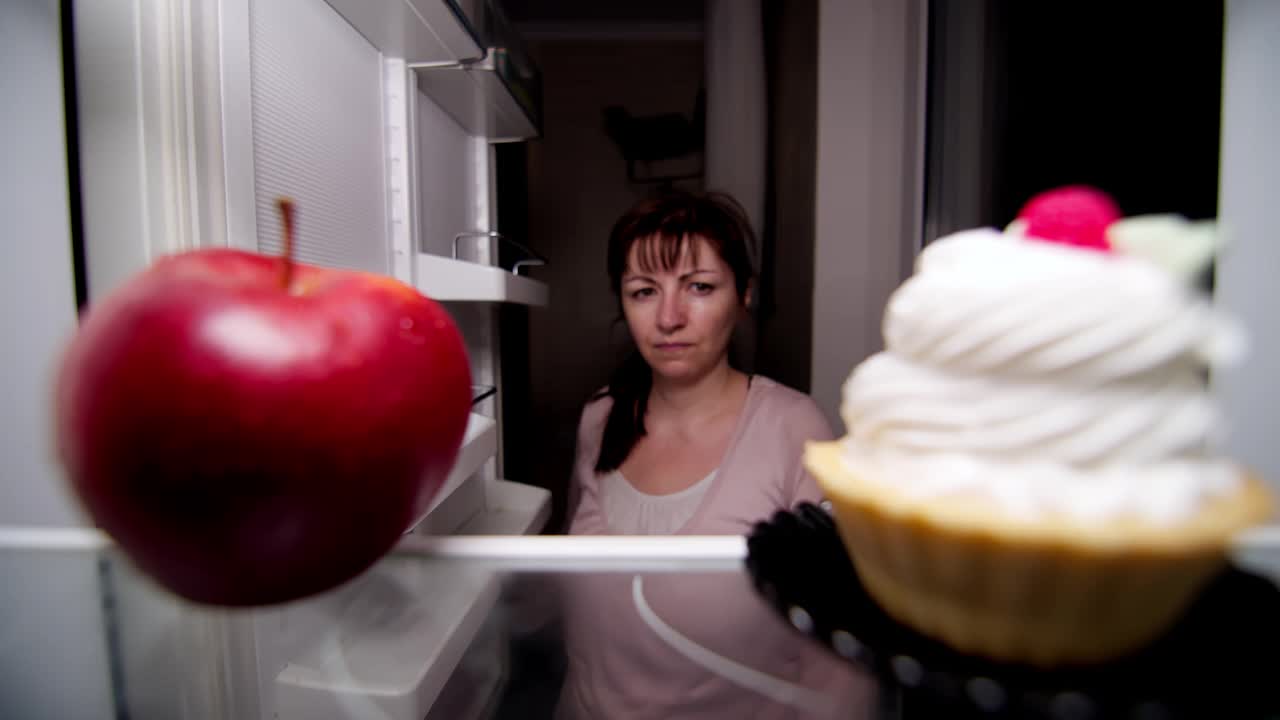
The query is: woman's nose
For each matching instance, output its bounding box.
[656,294,686,333]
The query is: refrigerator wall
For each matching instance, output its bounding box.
[1215,0,1280,491]
[0,0,86,530]
[0,2,112,717]
[2,0,547,717]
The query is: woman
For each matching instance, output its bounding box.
[556,191,873,719]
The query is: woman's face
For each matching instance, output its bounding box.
[620,235,746,384]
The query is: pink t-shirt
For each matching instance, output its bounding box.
[557,376,877,719]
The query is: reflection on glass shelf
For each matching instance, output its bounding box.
[74,537,879,720]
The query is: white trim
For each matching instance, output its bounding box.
[1214,0,1280,492]
[384,58,416,284]
[0,526,110,551]
[471,132,493,233]
[190,0,231,248]
[179,0,201,245]
[131,0,154,259]
[76,0,204,297]
[406,60,424,286]
[218,0,259,250]
[480,142,506,477]
[374,52,398,281]
[393,534,747,572]
[138,0,205,256]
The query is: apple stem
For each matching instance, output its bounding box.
[277,198,296,290]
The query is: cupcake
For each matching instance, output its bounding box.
[804,186,1273,667]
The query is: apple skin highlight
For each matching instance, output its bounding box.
[55,203,472,606]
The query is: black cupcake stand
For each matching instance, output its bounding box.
[745,503,1280,720]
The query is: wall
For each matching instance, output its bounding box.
[811,0,927,432]
[513,37,705,529]
[704,0,766,239]
[1,0,87,527]
[754,0,818,392]
[1215,0,1280,490]
[1,3,117,718]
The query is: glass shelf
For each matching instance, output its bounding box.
[2,532,880,720]
[4,526,1277,719]
[471,384,497,406]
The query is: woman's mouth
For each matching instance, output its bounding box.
[655,342,693,352]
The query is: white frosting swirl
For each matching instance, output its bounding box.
[841,228,1243,523]
[883,229,1237,378]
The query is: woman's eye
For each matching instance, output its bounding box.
[630,287,656,300]
[690,282,715,294]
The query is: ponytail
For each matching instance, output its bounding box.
[593,350,651,473]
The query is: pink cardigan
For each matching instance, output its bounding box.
[557,376,876,719]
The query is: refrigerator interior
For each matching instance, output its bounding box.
[4,0,1280,718]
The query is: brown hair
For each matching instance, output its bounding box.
[594,190,757,473]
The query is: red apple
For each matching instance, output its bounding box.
[55,200,472,605]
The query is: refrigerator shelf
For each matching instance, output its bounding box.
[274,478,549,720]
[416,252,548,305]
[410,413,498,533]
[320,0,482,65]
[274,557,501,720]
[456,478,551,536]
